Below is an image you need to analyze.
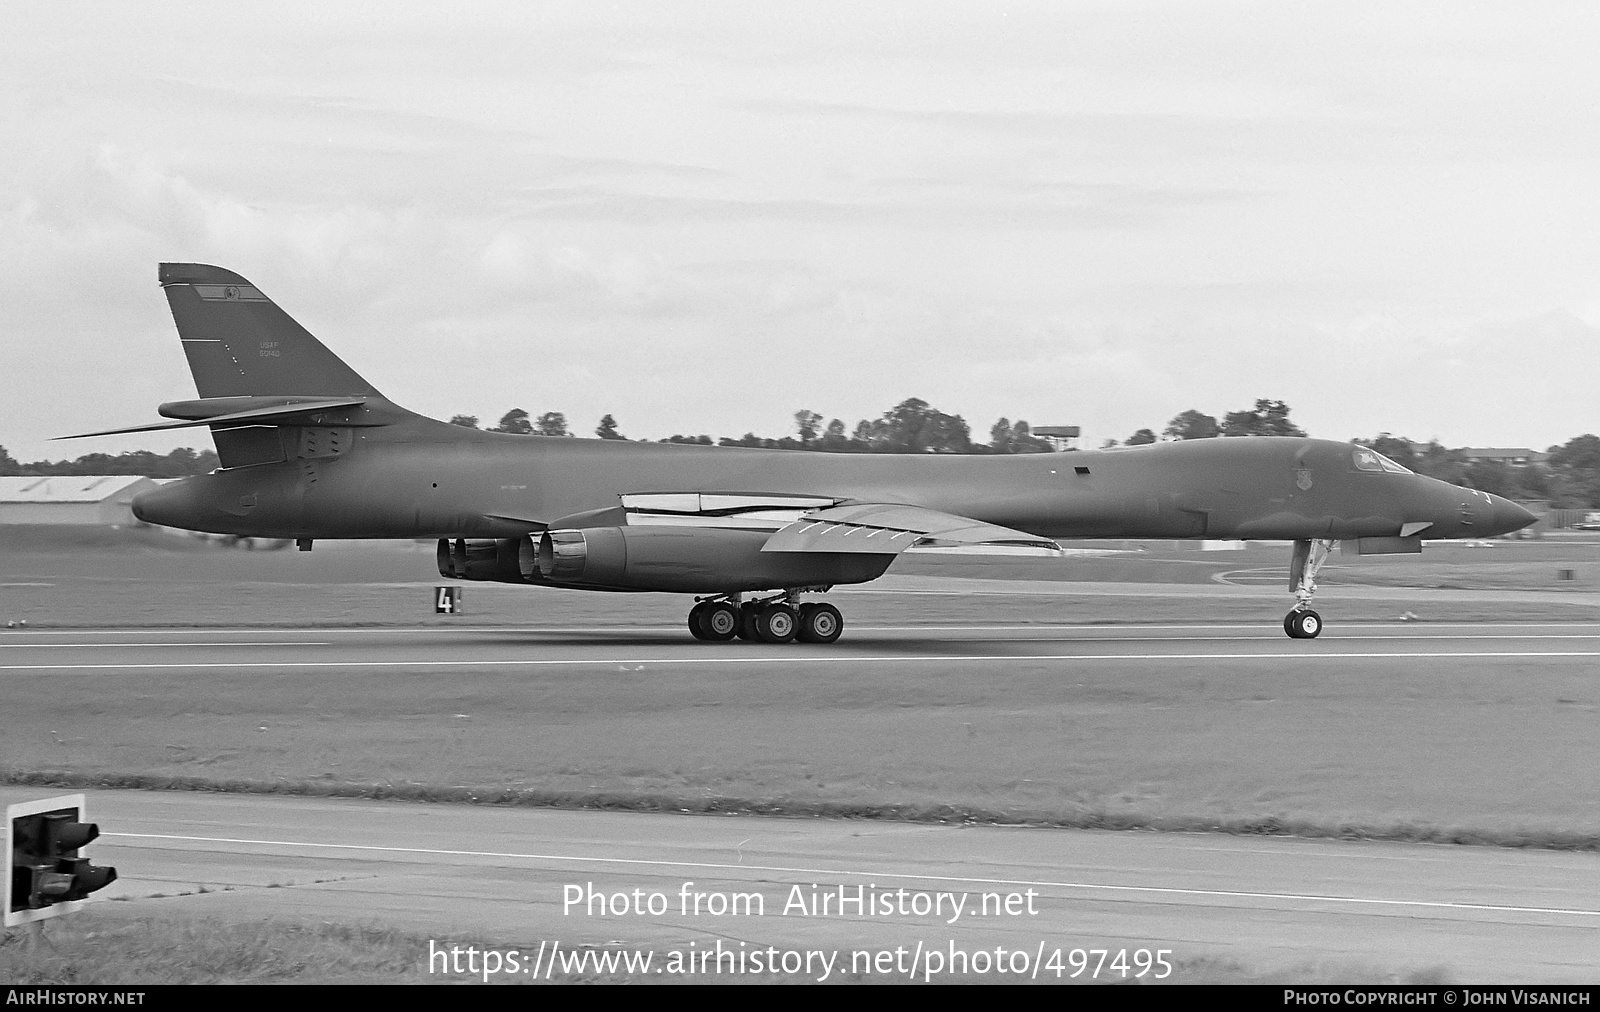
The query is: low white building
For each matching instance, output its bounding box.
[1458,447,1550,466]
[0,475,161,526]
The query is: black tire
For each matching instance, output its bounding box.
[736,602,760,641]
[755,604,799,643]
[1285,609,1323,639]
[688,602,711,640]
[701,602,739,641]
[796,602,843,644]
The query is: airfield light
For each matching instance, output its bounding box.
[5,793,118,926]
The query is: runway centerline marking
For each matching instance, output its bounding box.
[6,650,1599,671]
[101,832,1600,922]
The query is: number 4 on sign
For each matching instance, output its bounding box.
[435,586,462,615]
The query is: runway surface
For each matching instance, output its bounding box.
[4,619,1600,673]
[1,788,1594,983]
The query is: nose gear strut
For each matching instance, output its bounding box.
[1285,538,1332,639]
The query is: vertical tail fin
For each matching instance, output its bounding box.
[159,263,381,398]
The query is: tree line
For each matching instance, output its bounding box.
[454,400,1056,455]
[1114,399,1305,446]
[461,397,1307,454]
[0,446,220,478]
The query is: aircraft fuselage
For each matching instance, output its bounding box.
[131,404,1532,546]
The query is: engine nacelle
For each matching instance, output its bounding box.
[435,537,527,583]
[533,526,891,593]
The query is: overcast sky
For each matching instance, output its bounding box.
[3,1,1597,462]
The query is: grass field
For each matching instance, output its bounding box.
[0,914,425,985]
[2,908,1447,985]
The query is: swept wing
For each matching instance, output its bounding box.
[762,502,1061,555]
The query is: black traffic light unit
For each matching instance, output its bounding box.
[6,793,118,927]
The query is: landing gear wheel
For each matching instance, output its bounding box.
[736,602,760,641]
[1284,609,1322,639]
[796,602,843,644]
[755,604,799,644]
[688,602,711,640]
[700,602,739,641]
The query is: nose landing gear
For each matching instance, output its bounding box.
[1285,538,1332,639]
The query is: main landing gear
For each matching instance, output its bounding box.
[1284,538,1332,639]
[687,594,844,644]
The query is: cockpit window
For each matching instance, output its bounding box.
[1352,447,1412,474]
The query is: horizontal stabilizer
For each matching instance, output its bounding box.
[57,397,368,439]
[762,502,1061,555]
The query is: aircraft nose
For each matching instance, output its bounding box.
[1487,495,1538,536]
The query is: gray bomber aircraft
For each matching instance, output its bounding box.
[76,264,1537,643]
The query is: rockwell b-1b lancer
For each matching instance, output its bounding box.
[75,264,1537,642]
